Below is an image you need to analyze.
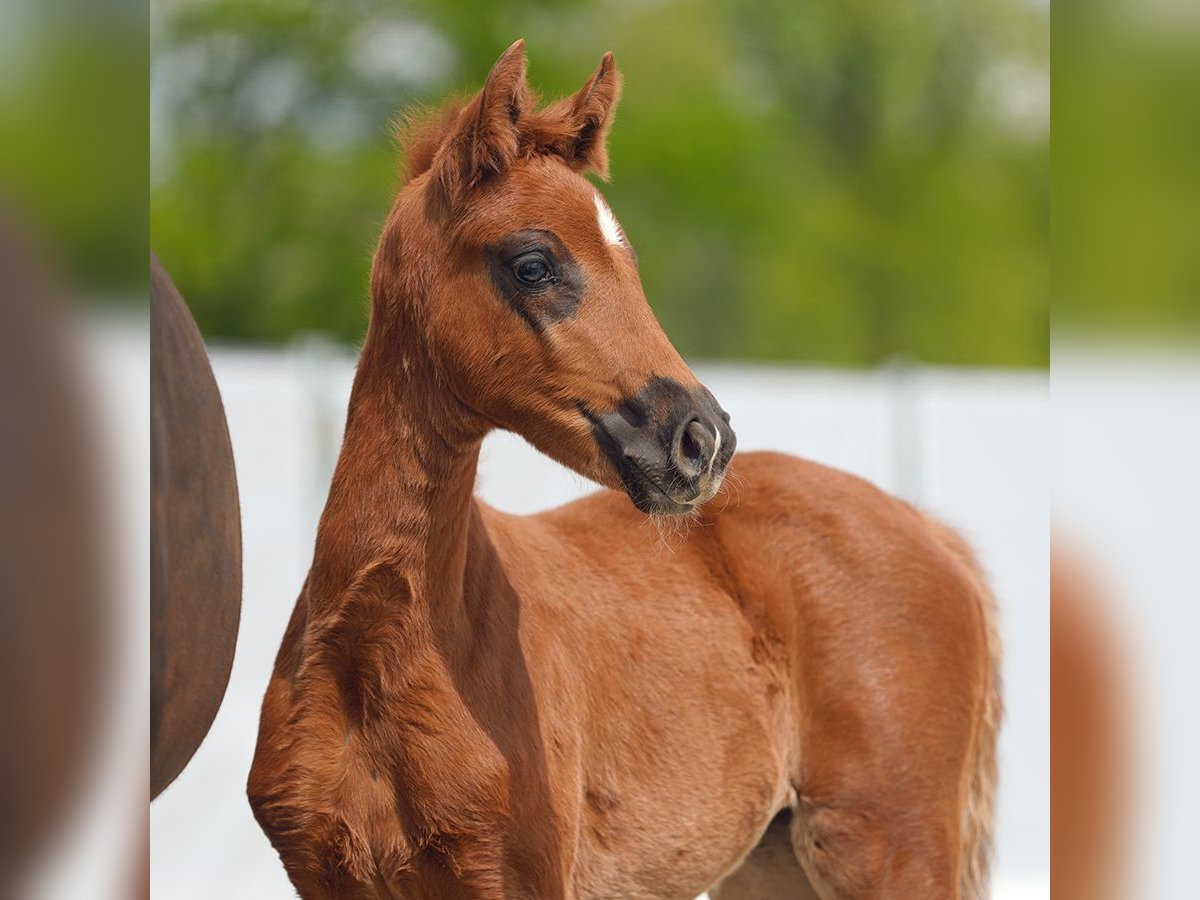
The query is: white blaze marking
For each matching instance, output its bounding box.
[708,426,722,478]
[593,192,625,247]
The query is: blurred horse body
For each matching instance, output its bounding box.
[151,254,242,799]
[248,43,1000,899]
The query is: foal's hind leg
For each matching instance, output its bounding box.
[788,786,964,899]
[784,654,976,897]
[709,812,820,900]
[714,794,962,900]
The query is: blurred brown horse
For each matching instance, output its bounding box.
[248,43,1001,899]
[151,255,242,799]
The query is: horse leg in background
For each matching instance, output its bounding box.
[710,812,820,900]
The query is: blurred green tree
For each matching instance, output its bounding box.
[1055,11,1200,335]
[2,7,146,296]
[150,0,1048,365]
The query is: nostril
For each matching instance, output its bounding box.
[673,417,715,481]
[680,425,703,465]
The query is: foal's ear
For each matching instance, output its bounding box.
[432,39,531,201]
[537,52,622,178]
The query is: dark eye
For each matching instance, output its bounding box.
[512,254,552,286]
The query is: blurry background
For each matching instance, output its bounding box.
[0,0,144,300]
[1,4,146,900]
[150,0,1048,365]
[1053,2,1200,897]
[147,1,1050,898]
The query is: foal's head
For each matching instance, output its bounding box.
[371,41,735,515]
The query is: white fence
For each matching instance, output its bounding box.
[149,341,1049,899]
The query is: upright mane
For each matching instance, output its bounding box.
[393,99,468,184]
[395,51,621,187]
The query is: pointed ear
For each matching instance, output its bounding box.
[432,39,531,202]
[538,52,622,178]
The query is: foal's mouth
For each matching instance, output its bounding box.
[622,455,725,516]
[625,458,694,515]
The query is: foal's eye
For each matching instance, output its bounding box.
[512,254,553,286]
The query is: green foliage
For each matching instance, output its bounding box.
[1055,14,1200,336]
[2,9,147,296]
[150,0,1048,365]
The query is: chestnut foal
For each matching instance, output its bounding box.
[248,42,1001,900]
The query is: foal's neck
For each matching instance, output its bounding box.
[308,327,484,616]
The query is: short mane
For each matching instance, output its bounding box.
[393,98,468,184]
[395,78,618,185]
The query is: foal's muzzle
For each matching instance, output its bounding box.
[586,377,736,515]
